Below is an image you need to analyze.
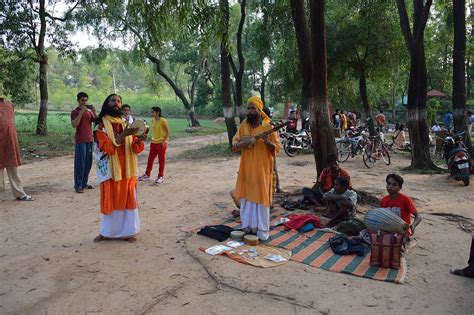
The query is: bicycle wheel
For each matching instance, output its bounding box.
[362,146,376,168]
[336,140,351,162]
[381,146,391,165]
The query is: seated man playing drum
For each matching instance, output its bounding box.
[322,177,358,227]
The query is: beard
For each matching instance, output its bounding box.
[106,106,122,117]
[247,112,260,125]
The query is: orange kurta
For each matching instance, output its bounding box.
[233,120,281,208]
[0,101,21,168]
[96,123,144,215]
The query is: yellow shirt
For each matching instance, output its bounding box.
[233,119,281,207]
[151,117,169,144]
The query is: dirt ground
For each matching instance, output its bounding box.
[1,133,473,314]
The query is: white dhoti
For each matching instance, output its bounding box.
[100,209,140,238]
[240,199,270,241]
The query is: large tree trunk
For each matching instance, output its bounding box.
[310,0,336,175]
[406,43,437,169]
[229,0,247,122]
[35,0,48,135]
[220,0,237,146]
[359,70,376,136]
[397,0,438,170]
[452,0,472,154]
[36,55,48,135]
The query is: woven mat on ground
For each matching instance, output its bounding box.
[266,229,407,284]
[223,244,292,268]
[188,211,407,283]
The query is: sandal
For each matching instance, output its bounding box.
[16,195,34,201]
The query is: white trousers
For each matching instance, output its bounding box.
[0,167,26,198]
[240,199,270,241]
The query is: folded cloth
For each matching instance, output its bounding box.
[299,222,315,232]
[284,214,321,230]
[197,225,235,242]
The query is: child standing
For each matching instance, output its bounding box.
[139,107,169,184]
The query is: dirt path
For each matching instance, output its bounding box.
[0,136,473,314]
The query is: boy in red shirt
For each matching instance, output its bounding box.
[380,173,422,238]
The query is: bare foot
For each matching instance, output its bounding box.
[124,237,137,243]
[93,235,108,243]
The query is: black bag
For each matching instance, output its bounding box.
[329,234,366,256]
[197,225,234,242]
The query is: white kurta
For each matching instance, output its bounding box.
[240,198,270,241]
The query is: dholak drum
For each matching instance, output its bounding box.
[129,120,148,136]
[364,208,408,234]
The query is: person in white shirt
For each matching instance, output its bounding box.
[122,104,135,125]
[431,122,442,132]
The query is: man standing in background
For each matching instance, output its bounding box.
[71,92,96,193]
[0,96,34,201]
[122,104,135,125]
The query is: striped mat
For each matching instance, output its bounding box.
[266,229,406,284]
[187,210,407,284]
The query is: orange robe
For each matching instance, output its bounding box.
[0,101,21,168]
[96,123,144,215]
[233,120,281,208]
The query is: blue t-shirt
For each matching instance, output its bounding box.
[444,113,452,125]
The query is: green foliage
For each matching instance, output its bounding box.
[427,98,441,124]
[0,48,36,106]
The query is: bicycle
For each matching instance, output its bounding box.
[336,127,367,162]
[362,134,391,168]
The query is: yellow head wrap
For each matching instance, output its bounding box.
[247,96,271,126]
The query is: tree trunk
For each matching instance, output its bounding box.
[35,0,48,135]
[220,0,237,146]
[359,70,376,136]
[260,74,265,105]
[467,58,471,100]
[36,55,48,135]
[397,0,438,170]
[310,0,336,175]
[229,0,247,122]
[452,0,472,154]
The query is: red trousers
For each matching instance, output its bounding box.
[145,143,167,177]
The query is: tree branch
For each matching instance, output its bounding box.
[32,1,80,22]
[396,0,415,54]
[413,0,433,44]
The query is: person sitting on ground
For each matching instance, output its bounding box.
[380,173,422,241]
[301,154,352,206]
[393,124,407,148]
[322,177,358,227]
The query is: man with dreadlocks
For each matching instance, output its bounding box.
[232,96,281,241]
[93,94,145,243]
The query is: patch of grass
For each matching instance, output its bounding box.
[15,111,227,161]
[177,142,237,160]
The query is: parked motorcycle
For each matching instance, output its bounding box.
[443,131,471,186]
[283,126,312,157]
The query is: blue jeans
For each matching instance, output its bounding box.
[74,142,93,190]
